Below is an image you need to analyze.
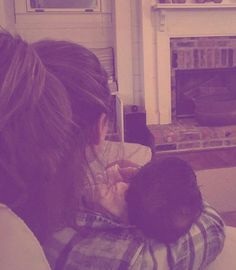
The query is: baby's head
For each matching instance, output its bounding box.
[126,157,203,244]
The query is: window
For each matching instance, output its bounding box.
[27,0,101,12]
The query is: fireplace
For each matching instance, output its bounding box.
[142,4,236,152]
[142,4,236,125]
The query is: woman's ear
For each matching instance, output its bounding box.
[97,113,108,144]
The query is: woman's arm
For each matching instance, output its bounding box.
[105,160,140,183]
[164,203,225,270]
[130,203,225,270]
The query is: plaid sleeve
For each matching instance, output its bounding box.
[166,203,225,270]
[43,227,77,270]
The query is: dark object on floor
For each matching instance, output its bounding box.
[124,105,155,153]
[220,211,236,227]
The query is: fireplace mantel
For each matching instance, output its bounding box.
[153,3,236,10]
[141,1,236,125]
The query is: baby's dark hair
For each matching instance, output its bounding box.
[126,157,203,244]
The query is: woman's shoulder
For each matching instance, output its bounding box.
[0,203,51,270]
[0,203,30,233]
[0,202,8,209]
[0,203,23,227]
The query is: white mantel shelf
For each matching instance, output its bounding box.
[152,3,236,9]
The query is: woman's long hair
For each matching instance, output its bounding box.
[0,31,111,242]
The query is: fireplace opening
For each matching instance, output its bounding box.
[175,67,236,119]
[171,36,236,126]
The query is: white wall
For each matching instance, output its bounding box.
[14,0,113,48]
[130,0,143,105]
[0,0,15,32]
[1,0,147,109]
[114,0,156,110]
[114,0,146,106]
[113,1,134,104]
[13,0,144,107]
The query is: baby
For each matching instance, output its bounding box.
[97,157,203,244]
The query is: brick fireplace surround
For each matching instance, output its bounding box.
[146,4,236,155]
[149,119,236,152]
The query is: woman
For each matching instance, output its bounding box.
[0,30,110,269]
[0,31,224,269]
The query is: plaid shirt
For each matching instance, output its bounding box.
[44,204,225,270]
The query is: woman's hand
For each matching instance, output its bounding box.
[96,181,129,218]
[94,160,141,219]
[106,160,140,183]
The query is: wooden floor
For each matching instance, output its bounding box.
[221,211,236,227]
[155,146,236,171]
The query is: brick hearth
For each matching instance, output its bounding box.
[148,119,236,152]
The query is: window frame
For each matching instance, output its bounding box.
[26,0,101,12]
